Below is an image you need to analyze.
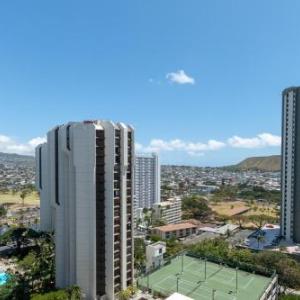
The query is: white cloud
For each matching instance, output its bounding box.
[136,133,281,157]
[0,134,46,155]
[28,137,47,147]
[166,70,195,85]
[187,151,205,157]
[0,131,281,159]
[136,138,225,157]
[227,133,281,148]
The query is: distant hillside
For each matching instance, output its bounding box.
[232,155,281,172]
[0,152,34,166]
[0,152,35,189]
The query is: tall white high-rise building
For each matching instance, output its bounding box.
[35,121,134,300]
[281,87,300,242]
[134,153,160,210]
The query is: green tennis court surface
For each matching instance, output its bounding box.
[138,255,273,300]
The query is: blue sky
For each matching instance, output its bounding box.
[0,0,299,166]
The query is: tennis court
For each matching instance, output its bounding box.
[138,255,273,300]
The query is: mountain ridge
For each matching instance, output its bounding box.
[229,155,281,172]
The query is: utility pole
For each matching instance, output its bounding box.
[236,267,238,292]
[205,258,207,280]
[176,275,180,292]
[212,289,216,300]
[147,273,150,290]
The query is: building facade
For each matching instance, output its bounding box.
[146,241,166,271]
[35,121,134,300]
[134,153,160,210]
[281,87,300,243]
[153,197,182,225]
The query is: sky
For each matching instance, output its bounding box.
[0,0,299,166]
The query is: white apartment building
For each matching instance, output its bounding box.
[146,241,166,271]
[281,87,300,243]
[134,153,160,211]
[35,121,134,300]
[153,197,182,225]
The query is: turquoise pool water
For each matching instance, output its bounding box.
[0,272,8,285]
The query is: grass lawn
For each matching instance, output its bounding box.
[139,255,273,300]
[209,201,250,217]
[0,191,40,206]
[209,201,277,218]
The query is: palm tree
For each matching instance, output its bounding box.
[20,190,28,207]
[226,228,232,238]
[67,285,82,300]
[20,190,28,224]
[0,205,7,225]
[256,234,265,250]
[117,288,131,300]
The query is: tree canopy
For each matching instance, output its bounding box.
[182,195,212,220]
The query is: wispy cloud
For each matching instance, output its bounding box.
[148,78,161,85]
[0,134,46,155]
[136,133,281,157]
[166,70,195,85]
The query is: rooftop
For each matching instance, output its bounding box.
[165,293,194,300]
[154,223,197,232]
[148,241,166,250]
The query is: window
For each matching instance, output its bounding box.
[66,125,71,150]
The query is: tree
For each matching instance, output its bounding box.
[0,269,31,300]
[231,215,248,229]
[134,238,146,271]
[66,285,82,300]
[165,237,184,257]
[20,190,29,207]
[211,186,238,202]
[136,218,142,227]
[256,233,265,249]
[279,295,300,300]
[31,289,73,300]
[0,205,7,225]
[144,215,151,230]
[0,205,7,218]
[4,232,56,297]
[182,195,212,220]
[117,288,131,300]
[149,234,161,243]
[187,239,300,290]
[20,190,29,224]
[0,227,39,254]
[249,214,274,230]
[152,218,167,227]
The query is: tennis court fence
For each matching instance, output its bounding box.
[138,251,276,279]
[185,251,276,279]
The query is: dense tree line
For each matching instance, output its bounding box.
[212,185,281,203]
[188,238,300,290]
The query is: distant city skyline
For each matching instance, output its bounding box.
[1,1,299,165]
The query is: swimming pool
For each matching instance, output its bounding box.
[0,272,8,285]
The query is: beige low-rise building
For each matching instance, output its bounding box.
[152,222,197,239]
[153,197,182,224]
